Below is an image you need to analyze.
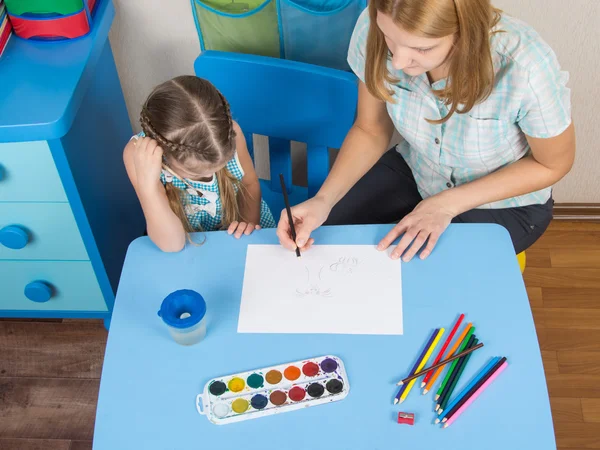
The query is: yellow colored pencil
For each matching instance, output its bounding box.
[422,323,473,395]
[399,327,445,404]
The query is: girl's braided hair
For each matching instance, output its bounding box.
[139,76,246,232]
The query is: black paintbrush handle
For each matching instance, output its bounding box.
[279,174,301,258]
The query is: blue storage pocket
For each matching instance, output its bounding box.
[278,0,365,70]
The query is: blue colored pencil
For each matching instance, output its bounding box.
[394,328,439,404]
[435,356,501,423]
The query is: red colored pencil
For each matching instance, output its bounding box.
[421,314,465,388]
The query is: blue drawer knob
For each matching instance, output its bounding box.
[24,281,53,303]
[0,225,29,249]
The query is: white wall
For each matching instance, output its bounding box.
[493,0,600,201]
[109,0,600,202]
[109,0,200,128]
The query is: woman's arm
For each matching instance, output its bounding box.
[439,123,575,215]
[123,137,186,252]
[228,121,263,238]
[379,123,576,261]
[317,82,395,207]
[277,81,395,250]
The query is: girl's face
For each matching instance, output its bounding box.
[376,11,455,78]
[165,156,227,181]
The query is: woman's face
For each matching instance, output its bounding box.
[376,11,455,77]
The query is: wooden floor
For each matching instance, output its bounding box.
[0,221,599,449]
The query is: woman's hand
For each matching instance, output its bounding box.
[227,222,261,238]
[377,195,457,261]
[131,137,164,192]
[276,195,332,252]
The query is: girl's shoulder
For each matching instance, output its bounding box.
[232,120,243,135]
[226,151,245,180]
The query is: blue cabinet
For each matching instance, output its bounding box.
[0,0,145,327]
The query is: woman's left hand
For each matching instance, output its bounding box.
[377,195,457,261]
[227,222,262,239]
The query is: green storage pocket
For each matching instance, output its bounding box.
[193,0,281,58]
[4,0,85,15]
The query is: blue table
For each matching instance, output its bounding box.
[94,224,555,449]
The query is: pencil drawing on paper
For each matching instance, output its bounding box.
[329,257,360,274]
[295,265,333,298]
[238,244,404,335]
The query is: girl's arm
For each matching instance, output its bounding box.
[227,122,263,238]
[123,137,186,252]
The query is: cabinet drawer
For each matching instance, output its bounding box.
[0,203,89,260]
[0,261,108,312]
[0,141,67,202]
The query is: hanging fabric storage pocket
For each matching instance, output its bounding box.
[278,0,365,71]
[192,0,281,58]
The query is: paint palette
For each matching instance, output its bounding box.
[196,355,349,425]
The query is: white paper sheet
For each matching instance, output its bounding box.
[238,245,403,335]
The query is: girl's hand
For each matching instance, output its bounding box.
[132,137,163,192]
[377,195,457,261]
[227,222,262,239]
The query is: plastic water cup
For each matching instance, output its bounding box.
[158,289,207,346]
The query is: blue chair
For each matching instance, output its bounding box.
[194,51,358,218]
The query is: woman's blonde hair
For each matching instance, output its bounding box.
[365,0,502,123]
[139,76,246,233]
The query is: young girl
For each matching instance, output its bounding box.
[124,76,275,252]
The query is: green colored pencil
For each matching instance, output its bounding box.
[439,337,478,412]
[435,326,475,400]
[438,335,475,409]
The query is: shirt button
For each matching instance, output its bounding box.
[446,182,453,188]
[435,138,440,145]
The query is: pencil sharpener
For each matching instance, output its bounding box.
[397,412,415,425]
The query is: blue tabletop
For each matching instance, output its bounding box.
[94,224,555,450]
[0,0,114,142]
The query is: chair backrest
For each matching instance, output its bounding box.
[194,51,358,197]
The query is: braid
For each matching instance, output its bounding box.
[139,108,172,150]
[140,107,200,159]
[215,89,236,144]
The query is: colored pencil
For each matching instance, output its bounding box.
[435,326,475,400]
[421,314,465,388]
[437,335,475,409]
[398,328,445,404]
[441,357,507,423]
[436,357,500,423]
[423,323,473,394]
[438,336,477,412]
[443,360,508,428]
[400,342,483,387]
[279,173,301,258]
[394,329,439,404]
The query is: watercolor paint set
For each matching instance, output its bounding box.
[196,355,349,424]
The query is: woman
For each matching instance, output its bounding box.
[277,0,575,261]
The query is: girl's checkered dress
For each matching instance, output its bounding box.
[159,153,276,232]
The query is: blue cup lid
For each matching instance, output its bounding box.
[158,289,206,329]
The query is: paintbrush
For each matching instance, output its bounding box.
[396,342,484,386]
[279,173,301,258]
